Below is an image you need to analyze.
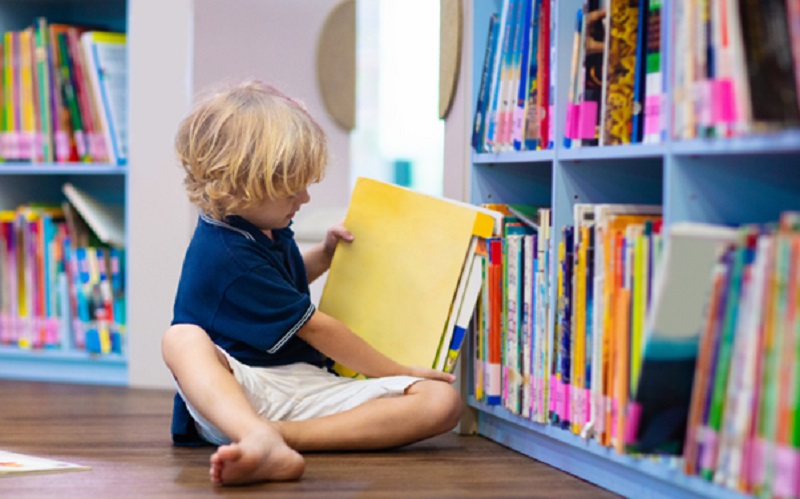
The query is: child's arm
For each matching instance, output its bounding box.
[297,310,456,383]
[303,223,353,283]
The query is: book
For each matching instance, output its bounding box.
[0,450,90,476]
[601,0,640,145]
[738,0,800,127]
[80,32,127,165]
[472,14,500,152]
[435,237,479,371]
[577,0,605,147]
[62,183,124,248]
[443,254,484,373]
[630,222,738,454]
[318,177,501,377]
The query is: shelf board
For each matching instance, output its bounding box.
[468,397,751,499]
[0,346,127,385]
[671,130,800,156]
[558,143,668,161]
[472,149,555,164]
[0,163,127,175]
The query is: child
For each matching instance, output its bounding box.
[162,81,461,486]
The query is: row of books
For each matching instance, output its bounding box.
[472,203,663,436]
[470,204,800,495]
[682,215,800,497]
[0,185,125,356]
[0,18,127,165]
[563,1,663,146]
[473,204,553,417]
[672,0,800,140]
[471,0,555,153]
[474,0,800,153]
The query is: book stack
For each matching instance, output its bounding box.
[318,177,504,376]
[0,184,125,356]
[0,19,127,165]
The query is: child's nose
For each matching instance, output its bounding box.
[298,188,311,204]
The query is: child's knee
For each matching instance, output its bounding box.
[420,381,462,431]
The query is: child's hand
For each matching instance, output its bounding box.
[405,366,456,384]
[322,222,354,259]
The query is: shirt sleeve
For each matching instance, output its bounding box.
[212,264,314,353]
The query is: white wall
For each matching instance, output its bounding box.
[127,0,352,388]
[127,0,196,388]
[192,0,351,213]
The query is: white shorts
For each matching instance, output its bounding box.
[178,347,423,445]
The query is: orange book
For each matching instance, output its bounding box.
[614,287,632,454]
[601,215,658,446]
[684,263,730,475]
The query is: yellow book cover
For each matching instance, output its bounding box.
[319,177,498,376]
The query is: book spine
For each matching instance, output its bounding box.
[511,0,534,151]
[472,14,499,153]
[484,0,513,152]
[643,0,662,143]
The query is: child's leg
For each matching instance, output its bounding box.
[161,324,305,484]
[275,379,462,451]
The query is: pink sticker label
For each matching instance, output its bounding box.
[773,445,799,497]
[563,383,571,421]
[597,395,606,436]
[564,104,575,140]
[18,132,32,160]
[625,402,642,444]
[699,427,719,471]
[644,96,661,135]
[717,79,736,124]
[610,399,618,439]
[55,132,71,162]
[502,366,509,401]
[91,134,109,162]
[579,101,599,139]
[7,132,20,160]
[573,388,584,426]
[585,389,592,425]
[753,437,767,485]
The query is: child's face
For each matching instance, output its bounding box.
[237,187,311,233]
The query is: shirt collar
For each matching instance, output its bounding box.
[200,213,295,246]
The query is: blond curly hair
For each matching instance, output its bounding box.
[175,80,327,220]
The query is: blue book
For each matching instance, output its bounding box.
[631,0,649,143]
[472,14,500,152]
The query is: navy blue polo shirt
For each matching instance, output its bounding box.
[170,213,325,445]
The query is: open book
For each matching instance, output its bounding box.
[0,450,90,477]
[319,177,501,377]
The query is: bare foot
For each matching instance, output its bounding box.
[209,428,305,485]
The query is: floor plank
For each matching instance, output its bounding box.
[0,380,619,498]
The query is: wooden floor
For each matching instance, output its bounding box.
[0,380,619,498]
